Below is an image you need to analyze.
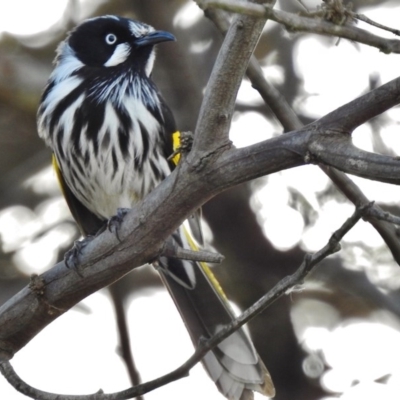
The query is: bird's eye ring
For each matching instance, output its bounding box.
[105,33,117,45]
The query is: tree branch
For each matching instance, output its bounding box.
[1,0,400,387]
[191,0,273,155]
[321,166,400,265]
[162,239,224,263]
[365,206,400,226]
[308,133,400,184]
[109,284,143,395]
[0,202,367,399]
[204,8,400,266]
[310,78,400,133]
[353,12,400,37]
[213,76,400,187]
[2,70,400,362]
[199,0,400,53]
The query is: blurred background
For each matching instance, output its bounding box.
[2,0,400,399]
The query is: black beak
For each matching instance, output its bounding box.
[135,30,176,47]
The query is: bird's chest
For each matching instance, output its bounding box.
[58,98,172,219]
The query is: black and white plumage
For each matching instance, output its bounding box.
[37,15,275,400]
[38,17,175,225]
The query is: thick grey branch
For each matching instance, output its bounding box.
[1,69,400,360]
[309,134,400,184]
[0,203,366,400]
[310,78,400,133]
[2,0,400,377]
[206,7,400,265]
[212,76,400,187]
[205,5,304,132]
[2,72,400,364]
[191,0,272,156]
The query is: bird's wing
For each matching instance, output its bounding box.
[52,154,104,236]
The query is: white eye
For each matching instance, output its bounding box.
[105,33,117,45]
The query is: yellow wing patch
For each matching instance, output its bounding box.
[183,225,228,301]
[171,130,181,165]
[52,154,67,198]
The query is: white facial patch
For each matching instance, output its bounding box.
[145,49,156,77]
[104,43,131,67]
[53,43,84,82]
[129,20,154,38]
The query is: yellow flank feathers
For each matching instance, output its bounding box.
[171,131,181,165]
[52,154,66,198]
[183,225,228,302]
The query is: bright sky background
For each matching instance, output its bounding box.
[0,0,69,36]
[2,1,400,400]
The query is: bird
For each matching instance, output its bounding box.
[37,15,275,400]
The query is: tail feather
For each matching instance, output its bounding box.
[203,354,247,400]
[158,226,275,400]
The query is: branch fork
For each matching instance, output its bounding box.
[2,1,400,399]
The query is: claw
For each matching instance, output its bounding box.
[108,208,130,242]
[180,131,194,151]
[64,236,94,276]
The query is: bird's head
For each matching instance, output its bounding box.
[55,15,175,77]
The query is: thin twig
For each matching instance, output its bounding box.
[162,239,224,263]
[247,57,303,131]
[297,1,400,37]
[0,204,366,400]
[199,0,400,53]
[109,284,143,398]
[0,360,104,400]
[320,166,400,265]
[351,13,400,37]
[365,206,400,226]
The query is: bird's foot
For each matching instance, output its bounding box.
[64,235,95,276]
[168,131,193,164]
[107,208,130,242]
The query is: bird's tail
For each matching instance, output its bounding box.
[158,224,275,400]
